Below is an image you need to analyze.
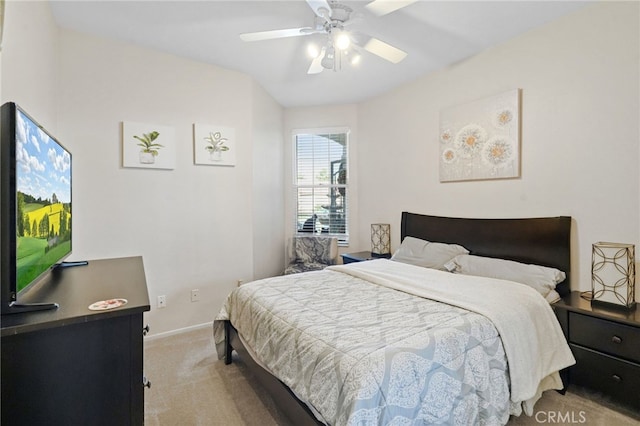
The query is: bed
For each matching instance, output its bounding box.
[213,212,575,425]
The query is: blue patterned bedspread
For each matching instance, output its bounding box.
[215,266,517,425]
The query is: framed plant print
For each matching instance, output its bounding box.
[122,121,176,170]
[193,124,236,166]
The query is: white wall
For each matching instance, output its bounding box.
[354,2,639,297]
[2,1,284,336]
[54,29,283,334]
[1,0,58,130]
[251,80,285,279]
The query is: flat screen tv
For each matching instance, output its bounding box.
[1,102,75,314]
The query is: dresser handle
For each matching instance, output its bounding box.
[611,335,622,344]
[143,325,150,336]
[143,376,152,389]
[612,374,622,383]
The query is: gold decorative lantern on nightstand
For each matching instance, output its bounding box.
[591,242,636,309]
[371,224,391,256]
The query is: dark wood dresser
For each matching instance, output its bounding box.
[1,256,150,426]
[554,291,640,411]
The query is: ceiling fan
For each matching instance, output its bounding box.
[239,0,417,74]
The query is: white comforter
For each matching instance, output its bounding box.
[327,260,576,413]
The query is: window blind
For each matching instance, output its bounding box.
[294,131,348,244]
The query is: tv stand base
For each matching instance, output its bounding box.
[54,260,89,269]
[4,301,59,314]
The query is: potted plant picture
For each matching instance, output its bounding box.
[123,122,175,170]
[204,131,229,161]
[193,124,236,167]
[134,131,163,164]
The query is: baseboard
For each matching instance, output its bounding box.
[143,321,212,342]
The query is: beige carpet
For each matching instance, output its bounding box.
[144,326,640,425]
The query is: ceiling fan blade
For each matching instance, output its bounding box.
[240,27,312,42]
[365,0,418,17]
[306,0,332,19]
[363,37,407,63]
[307,47,326,74]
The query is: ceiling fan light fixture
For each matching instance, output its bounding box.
[307,43,321,58]
[335,31,350,50]
[321,46,335,69]
[241,0,413,75]
[317,6,331,20]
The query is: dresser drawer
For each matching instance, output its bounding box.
[570,344,640,411]
[569,312,640,363]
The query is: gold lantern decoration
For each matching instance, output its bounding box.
[591,242,636,309]
[371,224,391,256]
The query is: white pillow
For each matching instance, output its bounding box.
[391,236,469,270]
[446,254,566,302]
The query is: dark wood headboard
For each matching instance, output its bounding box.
[400,212,572,296]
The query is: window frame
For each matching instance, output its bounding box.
[292,127,350,245]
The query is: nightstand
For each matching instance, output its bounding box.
[341,251,391,264]
[553,291,640,411]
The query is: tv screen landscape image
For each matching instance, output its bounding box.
[14,105,72,293]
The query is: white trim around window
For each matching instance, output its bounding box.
[292,127,349,245]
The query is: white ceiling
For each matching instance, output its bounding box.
[49,1,591,108]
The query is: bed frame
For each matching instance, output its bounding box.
[224,212,572,424]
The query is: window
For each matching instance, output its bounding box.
[294,129,349,244]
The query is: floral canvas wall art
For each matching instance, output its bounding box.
[193,124,236,166]
[439,89,521,182]
[123,121,176,170]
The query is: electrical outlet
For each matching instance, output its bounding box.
[157,295,166,308]
[191,289,199,302]
[237,279,243,287]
